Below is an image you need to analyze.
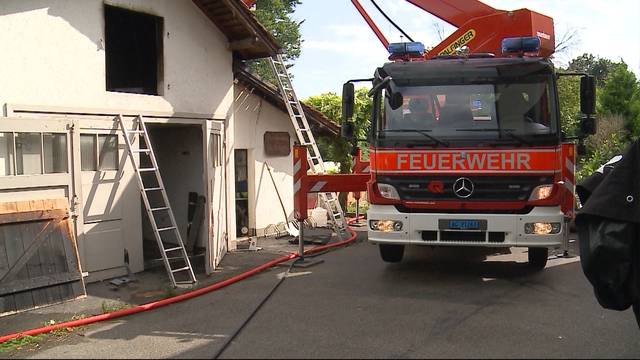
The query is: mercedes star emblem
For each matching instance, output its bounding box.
[453,177,474,198]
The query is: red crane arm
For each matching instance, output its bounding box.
[351,0,389,49]
[405,0,497,28]
[350,0,555,58]
[240,0,554,58]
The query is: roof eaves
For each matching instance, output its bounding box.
[234,68,340,137]
[192,0,281,60]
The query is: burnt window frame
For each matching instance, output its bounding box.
[104,4,164,96]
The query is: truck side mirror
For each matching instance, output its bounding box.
[579,76,597,136]
[341,121,355,140]
[580,116,597,136]
[388,91,403,110]
[580,76,596,115]
[342,82,355,123]
[577,141,587,156]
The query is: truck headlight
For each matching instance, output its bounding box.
[377,183,400,200]
[524,222,561,234]
[529,184,553,201]
[370,220,403,232]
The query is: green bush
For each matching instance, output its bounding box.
[577,114,627,179]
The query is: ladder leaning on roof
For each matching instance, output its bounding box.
[117,115,197,288]
[268,54,347,234]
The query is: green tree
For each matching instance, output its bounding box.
[304,88,373,173]
[599,63,640,135]
[247,0,303,84]
[556,75,581,136]
[568,53,620,85]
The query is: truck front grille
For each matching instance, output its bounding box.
[421,231,506,243]
[379,175,554,202]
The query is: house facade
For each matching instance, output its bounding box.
[0,0,338,283]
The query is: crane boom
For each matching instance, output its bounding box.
[351,0,555,58]
[406,0,496,28]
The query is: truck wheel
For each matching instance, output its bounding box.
[528,247,548,269]
[379,244,404,263]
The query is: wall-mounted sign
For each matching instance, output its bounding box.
[264,132,291,157]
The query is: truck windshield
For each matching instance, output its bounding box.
[378,80,558,145]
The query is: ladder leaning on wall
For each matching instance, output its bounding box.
[117,115,197,288]
[268,54,347,234]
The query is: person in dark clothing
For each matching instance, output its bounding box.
[576,139,640,328]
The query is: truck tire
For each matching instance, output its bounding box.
[528,247,548,269]
[379,244,404,263]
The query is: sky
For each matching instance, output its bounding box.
[289,0,640,99]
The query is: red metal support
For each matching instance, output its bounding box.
[293,145,369,221]
[351,0,390,49]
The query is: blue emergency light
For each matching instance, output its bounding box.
[388,42,426,56]
[501,36,541,54]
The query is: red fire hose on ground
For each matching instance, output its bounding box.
[0,222,362,344]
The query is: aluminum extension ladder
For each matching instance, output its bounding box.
[117,115,197,288]
[269,54,346,233]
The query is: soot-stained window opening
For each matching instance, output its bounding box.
[105,5,164,95]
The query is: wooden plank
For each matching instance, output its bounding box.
[0,209,68,225]
[59,219,85,297]
[37,227,61,304]
[0,226,16,314]
[15,201,31,213]
[5,223,34,311]
[0,199,68,215]
[0,272,82,296]
[0,202,18,215]
[45,224,66,301]
[24,222,50,307]
[0,220,56,282]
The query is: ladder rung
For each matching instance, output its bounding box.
[139,168,157,172]
[157,226,176,232]
[175,281,196,285]
[126,130,145,134]
[144,187,164,191]
[171,266,191,273]
[133,148,151,153]
[151,206,170,211]
[164,246,183,252]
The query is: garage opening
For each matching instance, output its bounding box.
[104,5,164,95]
[140,124,206,272]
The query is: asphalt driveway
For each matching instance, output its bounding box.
[4,234,640,359]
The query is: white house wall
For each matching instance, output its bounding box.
[231,85,297,239]
[0,0,234,118]
[0,0,236,280]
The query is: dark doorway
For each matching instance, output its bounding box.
[234,149,249,237]
[104,5,163,95]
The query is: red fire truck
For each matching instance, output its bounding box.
[336,0,597,268]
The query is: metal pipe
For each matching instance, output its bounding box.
[299,220,305,261]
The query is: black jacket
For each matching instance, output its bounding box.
[576,140,640,327]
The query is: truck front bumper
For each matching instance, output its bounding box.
[367,205,565,248]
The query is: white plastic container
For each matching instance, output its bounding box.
[310,207,328,227]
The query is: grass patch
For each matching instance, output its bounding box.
[41,316,86,337]
[101,300,131,314]
[162,285,178,299]
[0,314,90,354]
[0,334,46,353]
